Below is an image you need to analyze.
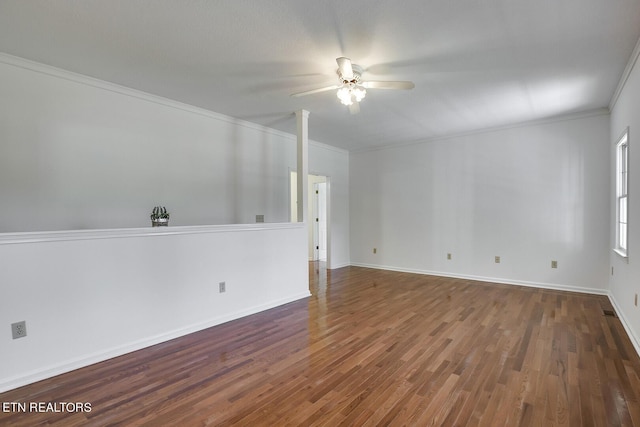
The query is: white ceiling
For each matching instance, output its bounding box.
[1,0,639,151]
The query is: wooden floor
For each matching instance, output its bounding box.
[2,264,640,426]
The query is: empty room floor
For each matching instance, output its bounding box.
[1,264,639,426]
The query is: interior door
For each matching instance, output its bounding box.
[312,183,320,260]
[317,182,327,261]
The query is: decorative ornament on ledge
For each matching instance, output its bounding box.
[150,206,170,227]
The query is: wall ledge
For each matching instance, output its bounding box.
[0,222,305,245]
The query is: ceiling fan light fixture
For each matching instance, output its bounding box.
[353,86,366,102]
[291,57,412,112]
[337,85,366,106]
[337,86,353,105]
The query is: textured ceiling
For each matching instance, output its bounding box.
[0,0,639,151]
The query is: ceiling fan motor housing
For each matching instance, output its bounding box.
[338,64,364,85]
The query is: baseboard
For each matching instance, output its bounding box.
[349,262,639,359]
[328,261,351,270]
[349,262,609,296]
[608,293,640,359]
[0,291,311,393]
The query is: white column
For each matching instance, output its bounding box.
[296,110,309,223]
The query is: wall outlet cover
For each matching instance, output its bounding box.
[11,321,27,339]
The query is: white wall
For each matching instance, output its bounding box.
[309,142,350,268]
[0,53,351,264]
[0,54,296,231]
[290,144,351,269]
[0,54,351,391]
[0,224,309,392]
[609,42,640,354]
[350,112,611,293]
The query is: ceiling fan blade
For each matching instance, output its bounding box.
[290,85,340,97]
[362,81,415,90]
[336,57,353,80]
[348,102,360,114]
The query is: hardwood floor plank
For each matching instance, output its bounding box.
[1,264,640,426]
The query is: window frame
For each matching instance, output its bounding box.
[614,128,629,259]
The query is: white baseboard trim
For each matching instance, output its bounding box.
[350,263,639,359]
[328,262,351,270]
[0,291,311,393]
[608,293,640,359]
[349,262,609,296]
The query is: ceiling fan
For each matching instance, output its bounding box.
[291,57,415,113]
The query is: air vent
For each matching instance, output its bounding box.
[603,309,617,318]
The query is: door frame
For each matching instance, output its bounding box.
[289,170,331,267]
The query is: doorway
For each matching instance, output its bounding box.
[313,181,327,261]
[290,171,329,264]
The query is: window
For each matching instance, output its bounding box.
[615,129,629,258]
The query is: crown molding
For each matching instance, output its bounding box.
[0,52,345,153]
[0,52,243,123]
[353,108,610,153]
[0,52,348,154]
[610,36,640,111]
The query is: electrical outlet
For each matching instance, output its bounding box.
[11,321,27,339]
[219,282,226,293]
[494,256,500,264]
[447,253,452,260]
[551,260,558,269]
[373,248,377,254]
